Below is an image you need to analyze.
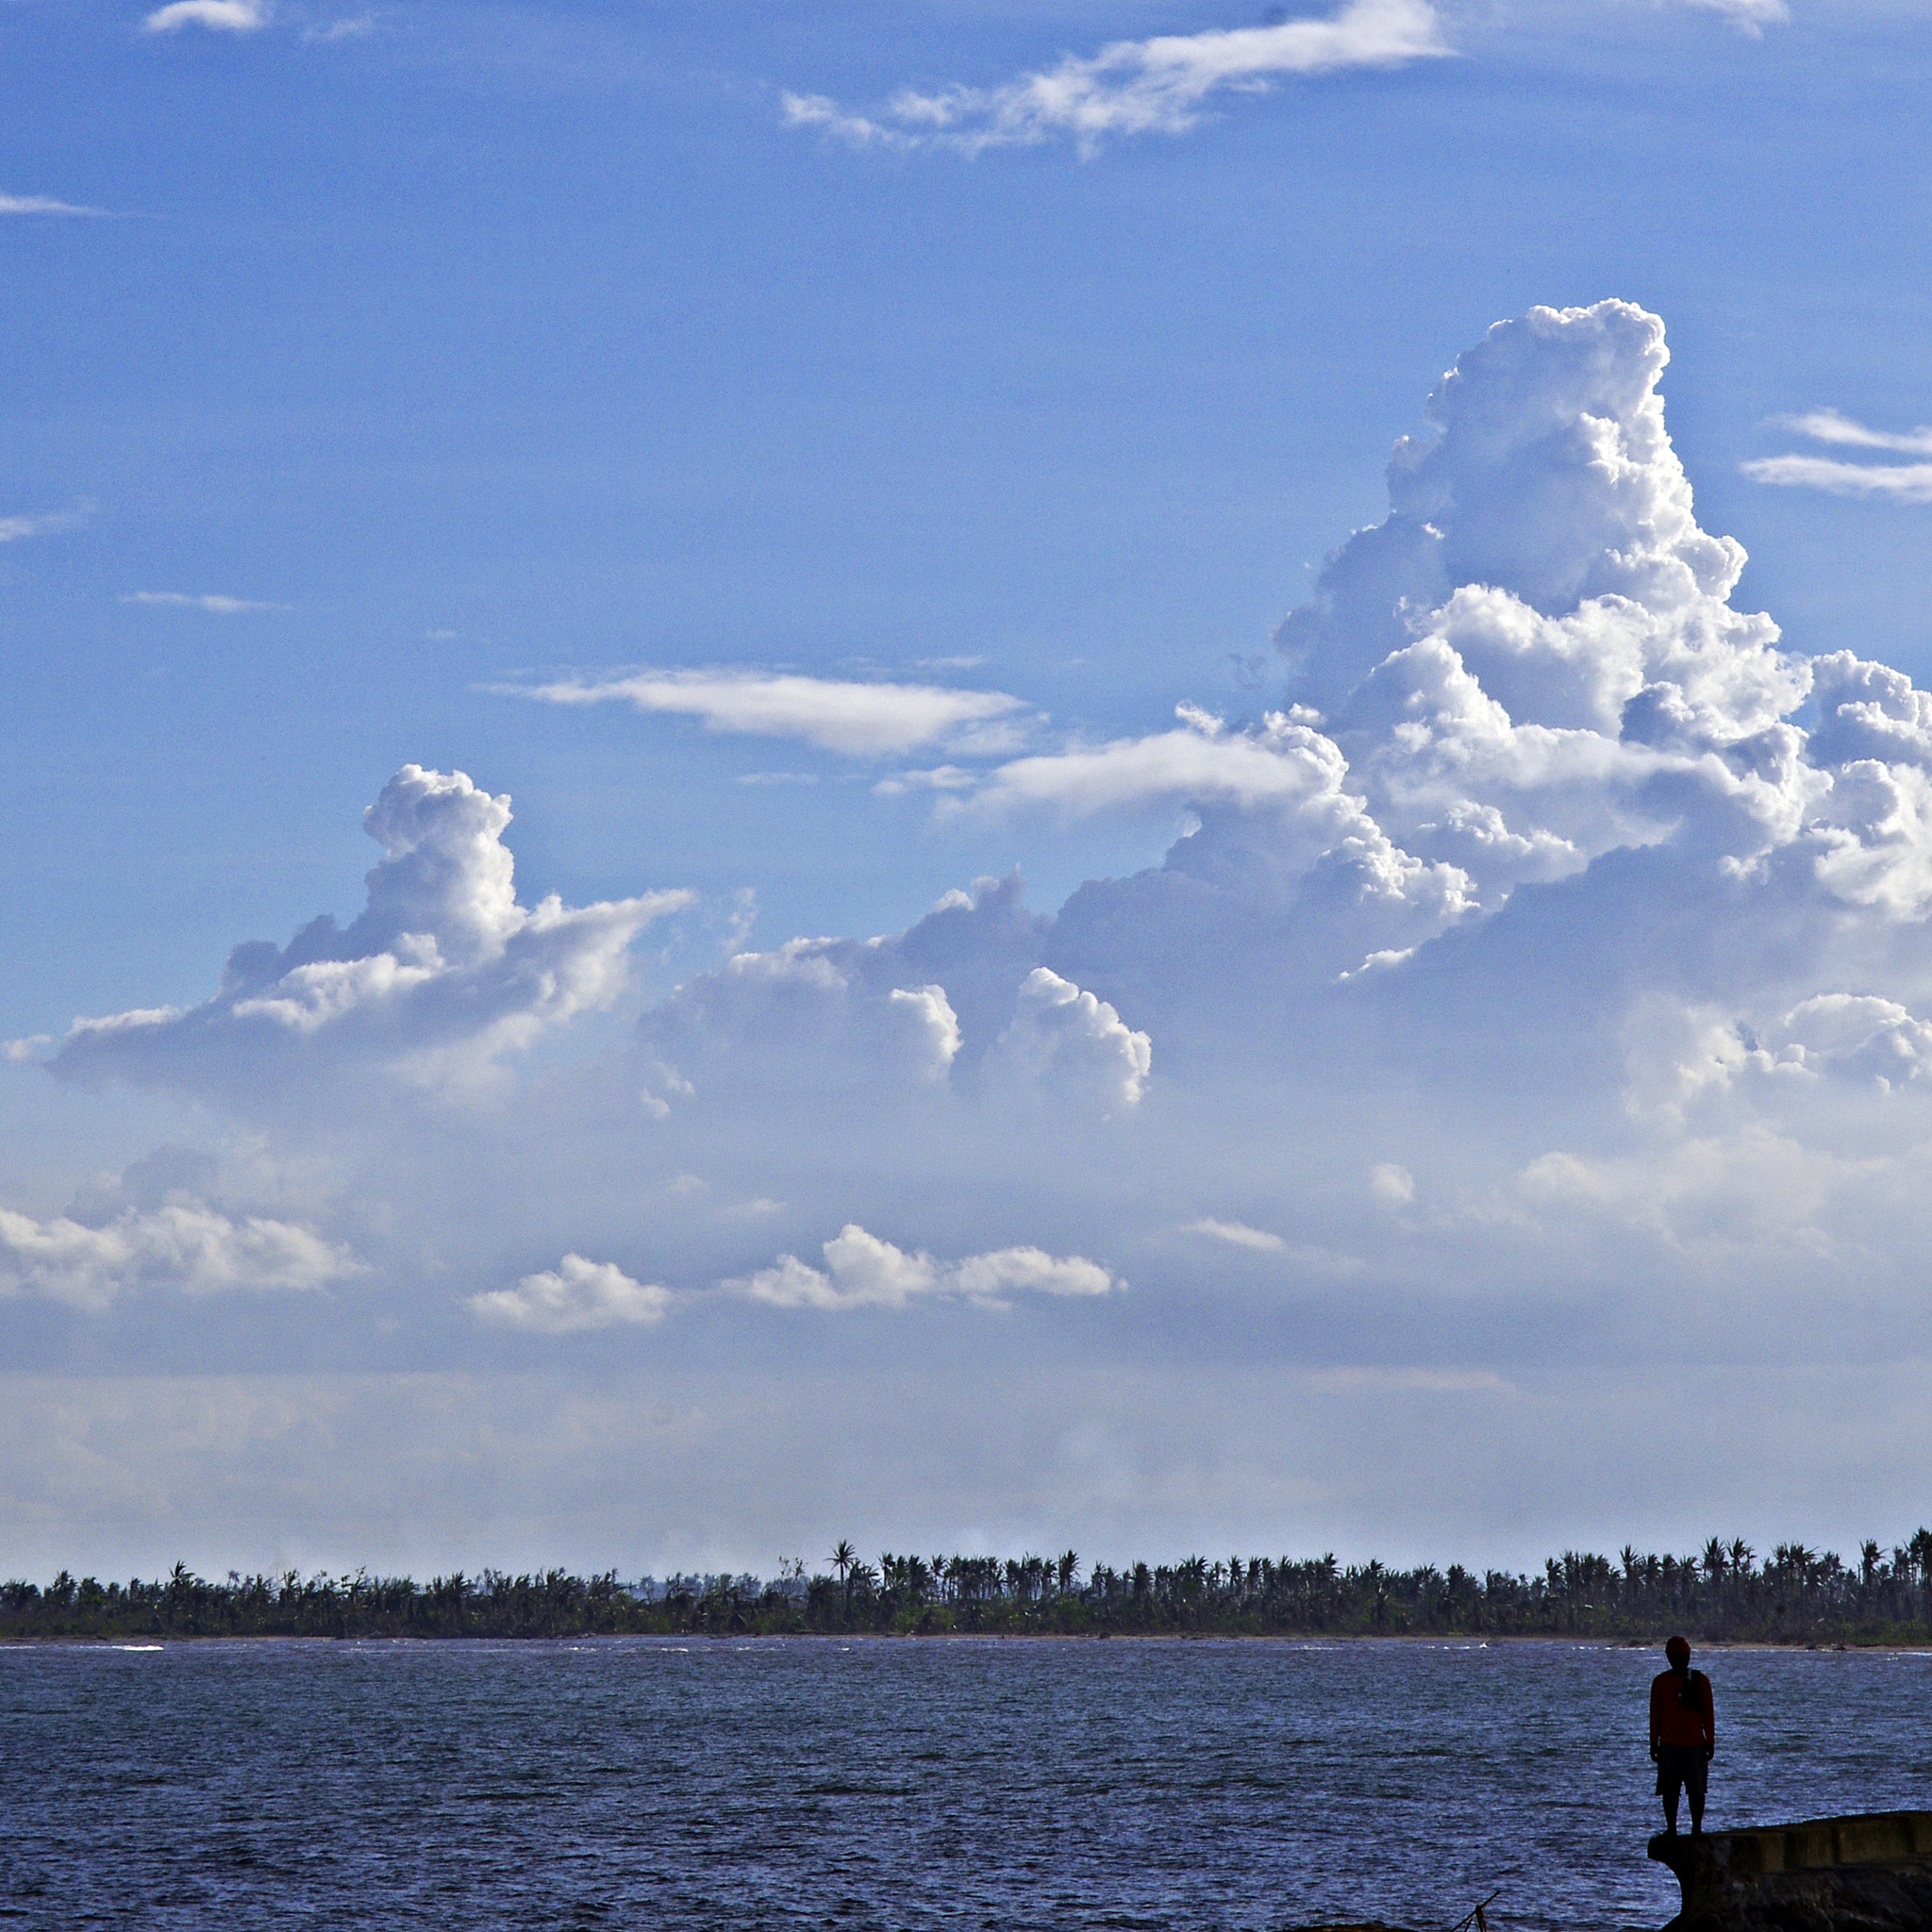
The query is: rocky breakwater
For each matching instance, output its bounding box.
[1649,1811,1932,1931]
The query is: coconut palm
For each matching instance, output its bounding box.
[830,1539,858,1623]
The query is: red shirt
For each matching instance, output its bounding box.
[1651,1667,1715,1749]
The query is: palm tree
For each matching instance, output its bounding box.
[830,1540,857,1623]
[1057,1550,1079,1597]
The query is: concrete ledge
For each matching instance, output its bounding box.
[1650,1811,1932,1931]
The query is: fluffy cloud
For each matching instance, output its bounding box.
[782,0,1448,157]
[500,667,1030,757]
[470,1256,673,1333]
[732,1224,1117,1311]
[37,296,1932,1563]
[989,968,1151,1108]
[0,1204,356,1313]
[54,765,691,1103]
[143,0,267,30]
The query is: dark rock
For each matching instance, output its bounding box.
[1649,1810,1932,1930]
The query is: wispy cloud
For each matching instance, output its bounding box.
[1740,408,1932,502]
[1740,456,1932,502]
[782,0,1449,157]
[1676,0,1788,36]
[0,507,90,543]
[144,0,268,30]
[123,591,290,613]
[304,14,379,42]
[1183,1218,1368,1272]
[1184,1216,1289,1252]
[1776,409,1932,458]
[1303,1366,1517,1395]
[499,667,1031,757]
[0,193,113,218]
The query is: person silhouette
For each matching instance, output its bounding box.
[1649,1633,1715,1835]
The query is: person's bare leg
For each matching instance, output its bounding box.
[1690,1779,1705,1836]
[1662,1786,1679,1836]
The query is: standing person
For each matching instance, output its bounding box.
[1650,1634,1716,1836]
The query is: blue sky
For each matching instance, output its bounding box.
[4,0,1932,1578]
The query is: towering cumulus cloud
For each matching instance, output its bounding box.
[24,300,1932,1561]
[56,765,692,1103]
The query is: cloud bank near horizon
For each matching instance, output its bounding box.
[22,298,1932,1566]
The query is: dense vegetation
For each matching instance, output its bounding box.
[5,1532,1930,1642]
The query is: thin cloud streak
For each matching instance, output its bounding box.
[1777,409,1932,458]
[0,194,113,218]
[782,0,1449,157]
[1676,0,1788,36]
[123,591,290,613]
[499,667,1030,757]
[1740,455,1932,503]
[1741,408,1932,502]
[0,508,91,542]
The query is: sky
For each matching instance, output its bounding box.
[4,0,1932,1583]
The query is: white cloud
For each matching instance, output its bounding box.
[1776,409,1932,458]
[1370,1163,1415,1206]
[0,1203,357,1313]
[1304,1366,1517,1395]
[2,1037,52,1062]
[990,967,1151,1108]
[304,14,378,42]
[0,195,110,218]
[1184,1217,1288,1252]
[783,0,1449,157]
[0,508,90,541]
[1740,455,1932,503]
[1675,0,1788,35]
[1740,407,1932,500]
[48,296,1932,1561]
[470,1255,672,1333]
[144,0,268,30]
[499,667,1029,757]
[124,591,289,613]
[732,1224,1118,1312]
[55,765,691,1103]
[968,706,1345,816]
[1181,1221,1367,1274]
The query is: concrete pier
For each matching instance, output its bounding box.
[1649,1810,1932,1930]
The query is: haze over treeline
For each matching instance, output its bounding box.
[8,1532,1930,1643]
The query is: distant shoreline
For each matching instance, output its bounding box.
[6,1628,1930,1654]
[7,1546,1927,1646]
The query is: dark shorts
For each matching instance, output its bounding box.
[1656,1742,1709,1801]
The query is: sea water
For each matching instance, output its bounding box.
[2,1637,1927,1929]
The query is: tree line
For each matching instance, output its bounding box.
[4,1531,1929,1641]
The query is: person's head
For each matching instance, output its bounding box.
[1666,1634,1690,1670]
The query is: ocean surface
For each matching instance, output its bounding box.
[2,1637,1928,1930]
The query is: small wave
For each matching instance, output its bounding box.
[112,1644,164,1652]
